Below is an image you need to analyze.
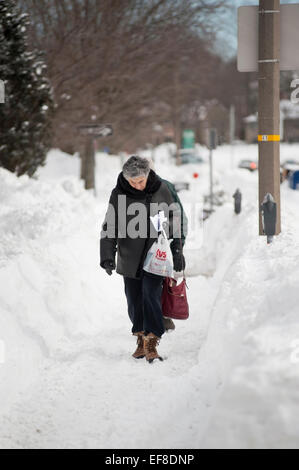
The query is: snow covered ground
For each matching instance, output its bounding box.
[1,143,299,449]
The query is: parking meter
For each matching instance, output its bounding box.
[233,189,242,214]
[260,193,277,244]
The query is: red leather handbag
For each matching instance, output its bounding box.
[161,277,189,320]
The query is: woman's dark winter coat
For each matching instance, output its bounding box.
[100,169,187,279]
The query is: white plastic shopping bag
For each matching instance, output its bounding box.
[143,210,173,277]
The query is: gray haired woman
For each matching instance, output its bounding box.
[100,155,187,363]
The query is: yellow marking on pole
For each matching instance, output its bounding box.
[258,135,280,142]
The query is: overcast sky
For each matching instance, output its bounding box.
[217,0,299,58]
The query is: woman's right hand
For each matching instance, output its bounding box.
[102,260,116,275]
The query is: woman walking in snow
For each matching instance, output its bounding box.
[100,156,187,363]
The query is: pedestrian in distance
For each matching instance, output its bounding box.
[100,155,187,363]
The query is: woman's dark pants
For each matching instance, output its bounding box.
[123,270,165,338]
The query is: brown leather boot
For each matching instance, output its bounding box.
[132,332,145,359]
[143,333,163,363]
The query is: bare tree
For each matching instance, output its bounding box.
[17,0,228,183]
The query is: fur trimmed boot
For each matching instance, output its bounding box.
[143,333,163,363]
[132,332,145,359]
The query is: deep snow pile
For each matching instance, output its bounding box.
[1,144,299,448]
[0,160,115,414]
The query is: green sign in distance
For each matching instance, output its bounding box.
[182,129,195,149]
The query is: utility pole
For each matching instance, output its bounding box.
[229,104,235,169]
[258,0,281,235]
[208,128,217,213]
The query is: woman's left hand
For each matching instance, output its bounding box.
[172,250,186,272]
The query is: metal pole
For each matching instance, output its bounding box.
[230,105,235,169]
[258,0,281,235]
[209,148,213,212]
[0,80,4,104]
[93,138,97,197]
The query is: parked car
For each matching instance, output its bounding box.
[238,159,258,172]
[281,159,299,180]
[180,151,204,164]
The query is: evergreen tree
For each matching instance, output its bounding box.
[0,0,53,177]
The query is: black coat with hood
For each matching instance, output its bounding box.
[100,169,187,279]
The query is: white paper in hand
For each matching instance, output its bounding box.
[150,210,167,232]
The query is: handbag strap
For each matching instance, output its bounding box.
[179,237,188,289]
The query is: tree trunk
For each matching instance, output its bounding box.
[81,138,95,191]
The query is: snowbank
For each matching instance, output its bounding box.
[199,187,299,448]
[0,163,122,414]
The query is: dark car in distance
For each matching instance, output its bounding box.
[180,151,204,165]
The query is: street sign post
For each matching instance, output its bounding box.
[207,128,217,151]
[78,124,113,138]
[238,4,299,72]
[78,123,113,193]
[238,1,282,239]
[207,128,218,213]
[182,129,195,149]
